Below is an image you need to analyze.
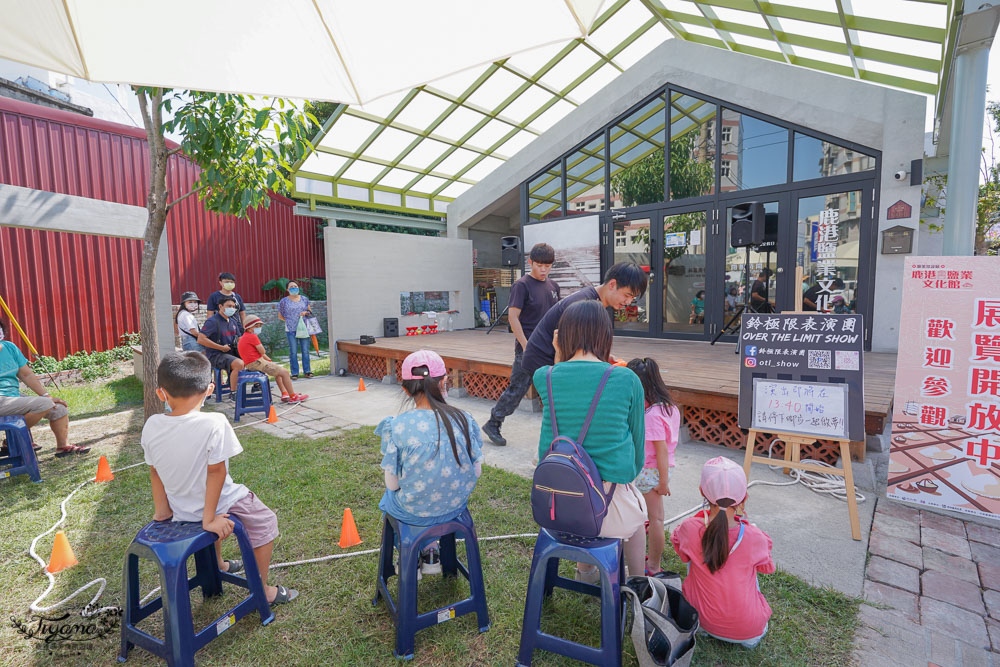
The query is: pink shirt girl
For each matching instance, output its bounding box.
[643,403,680,469]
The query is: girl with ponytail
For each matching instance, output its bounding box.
[375,350,484,577]
[670,457,775,648]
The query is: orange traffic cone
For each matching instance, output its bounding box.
[94,456,114,482]
[358,378,366,392]
[266,405,279,424]
[46,530,78,573]
[338,508,362,548]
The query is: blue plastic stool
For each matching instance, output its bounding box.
[517,529,626,667]
[0,416,41,483]
[233,371,271,423]
[373,509,490,660]
[213,368,231,403]
[118,516,273,666]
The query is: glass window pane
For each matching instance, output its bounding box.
[662,211,708,334]
[669,93,716,200]
[527,162,562,221]
[793,133,875,181]
[566,134,607,216]
[720,109,788,191]
[723,201,780,320]
[610,95,666,208]
[797,191,863,313]
[612,216,651,332]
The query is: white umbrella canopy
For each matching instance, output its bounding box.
[0,0,607,104]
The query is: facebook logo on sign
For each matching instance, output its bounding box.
[745,346,758,357]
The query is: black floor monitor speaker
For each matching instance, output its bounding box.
[730,201,764,248]
[383,317,398,338]
[501,236,522,267]
[758,212,779,251]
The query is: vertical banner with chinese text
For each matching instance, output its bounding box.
[887,257,1000,519]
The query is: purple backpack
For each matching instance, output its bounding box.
[531,365,616,537]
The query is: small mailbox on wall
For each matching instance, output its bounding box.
[881,225,914,254]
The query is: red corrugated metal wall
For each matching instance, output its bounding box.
[0,97,324,359]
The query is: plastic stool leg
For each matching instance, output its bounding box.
[542,556,560,598]
[192,545,222,600]
[231,522,274,626]
[159,562,196,667]
[439,532,458,578]
[118,552,140,662]
[394,542,421,659]
[373,515,395,606]
[517,546,549,666]
[460,526,490,633]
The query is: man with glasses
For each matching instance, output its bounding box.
[481,262,648,447]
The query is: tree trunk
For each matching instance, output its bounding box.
[136,89,170,419]
[975,225,989,256]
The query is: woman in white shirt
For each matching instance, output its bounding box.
[176,291,206,354]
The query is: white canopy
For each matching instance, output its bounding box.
[0,0,607,105]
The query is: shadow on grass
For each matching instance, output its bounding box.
[1,423,860,666]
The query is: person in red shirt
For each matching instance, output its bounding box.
[237,315,308,403]
[670,456,774,648]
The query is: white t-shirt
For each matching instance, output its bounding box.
[177,310,199,337]
[141,411,249,522]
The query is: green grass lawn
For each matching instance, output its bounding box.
[48,375,144,419]
[0,424,859,666]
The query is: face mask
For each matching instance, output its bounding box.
[157,389,172,414]
[221,282,235,291]
[185,302,198,312]
[223,307,237,317]
[288,288,300,295]
[253,327,263,335]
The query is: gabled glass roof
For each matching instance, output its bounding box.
[293,0,960,217]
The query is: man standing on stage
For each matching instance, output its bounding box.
[481,243,560,447]
[481,261,647,447]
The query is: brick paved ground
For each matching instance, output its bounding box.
[203,382,361,440]
[854,498,1000,666]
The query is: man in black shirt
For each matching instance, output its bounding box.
[197,295,245,399]
[481,244,559,446]
[481,262,648,446]
[749,269,773,313]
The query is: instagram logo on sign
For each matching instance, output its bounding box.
[745,358,757,368]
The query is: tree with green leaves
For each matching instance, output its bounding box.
[134,88,315,418]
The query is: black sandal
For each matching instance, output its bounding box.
[304,373,314,379]
[55,445,91,457]
[269,585,299,605]
[223,559,243,574]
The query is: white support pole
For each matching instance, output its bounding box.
[154,228,175,359]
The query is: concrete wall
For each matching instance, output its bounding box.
[171,300,329,348]
[324,226,474,369]
[448,39,926,352]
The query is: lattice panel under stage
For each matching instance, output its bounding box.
[462,372,509,401]
[683,406,840,465]
[347,353,385,380]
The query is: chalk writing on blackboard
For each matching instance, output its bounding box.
[751,378,849,439]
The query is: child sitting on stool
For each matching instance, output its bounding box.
[237,315,308,403]
[375,350,484,577]
[142,351,298,605]
[670,457,773,648]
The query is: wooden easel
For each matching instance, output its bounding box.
[741,268,862,541]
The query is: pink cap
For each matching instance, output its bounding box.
[699,456,747,505]
[401,350,447,380]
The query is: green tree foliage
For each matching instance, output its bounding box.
[134,88,315,417]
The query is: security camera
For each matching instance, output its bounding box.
[893,169,909,181]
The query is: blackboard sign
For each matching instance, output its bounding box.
[738,313,865,441]
[752,379,849,439]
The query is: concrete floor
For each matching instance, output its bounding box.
[302,373,875,597]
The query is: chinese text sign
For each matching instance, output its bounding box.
[752,379,848,439]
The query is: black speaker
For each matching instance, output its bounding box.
[757,212,779,251]
[730,201,764,248]
[501,236,521,267]
[383,317,398,338]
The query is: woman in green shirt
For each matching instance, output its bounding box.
[533,299,648,579]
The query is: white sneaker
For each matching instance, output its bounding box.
[420,547,442,576]
[574,566,600,584]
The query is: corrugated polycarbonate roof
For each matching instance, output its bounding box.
[293,0,960,217]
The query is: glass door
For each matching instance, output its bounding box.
[716,194,791,340]
[661,207,712,338]
[610,214,654,334]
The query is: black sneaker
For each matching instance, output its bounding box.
[481,420,506,446]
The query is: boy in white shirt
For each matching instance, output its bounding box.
[141,351,298,605]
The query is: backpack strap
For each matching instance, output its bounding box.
[546,367,559,440]
[576,365,614,445]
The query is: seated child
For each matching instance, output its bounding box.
[141,351,298,605]
[375,350,484,576]
[237,315,308,403]
[670,457,773,648]
[626,357,679,575]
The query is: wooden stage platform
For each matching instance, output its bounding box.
[339,329,897,463]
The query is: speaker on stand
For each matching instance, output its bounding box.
[488,236,523,334]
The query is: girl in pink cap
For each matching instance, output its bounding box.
[375,350,484,577]
[670,456,774,648]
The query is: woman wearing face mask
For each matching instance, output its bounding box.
[175,292,206,354]
[277,281,312,379]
